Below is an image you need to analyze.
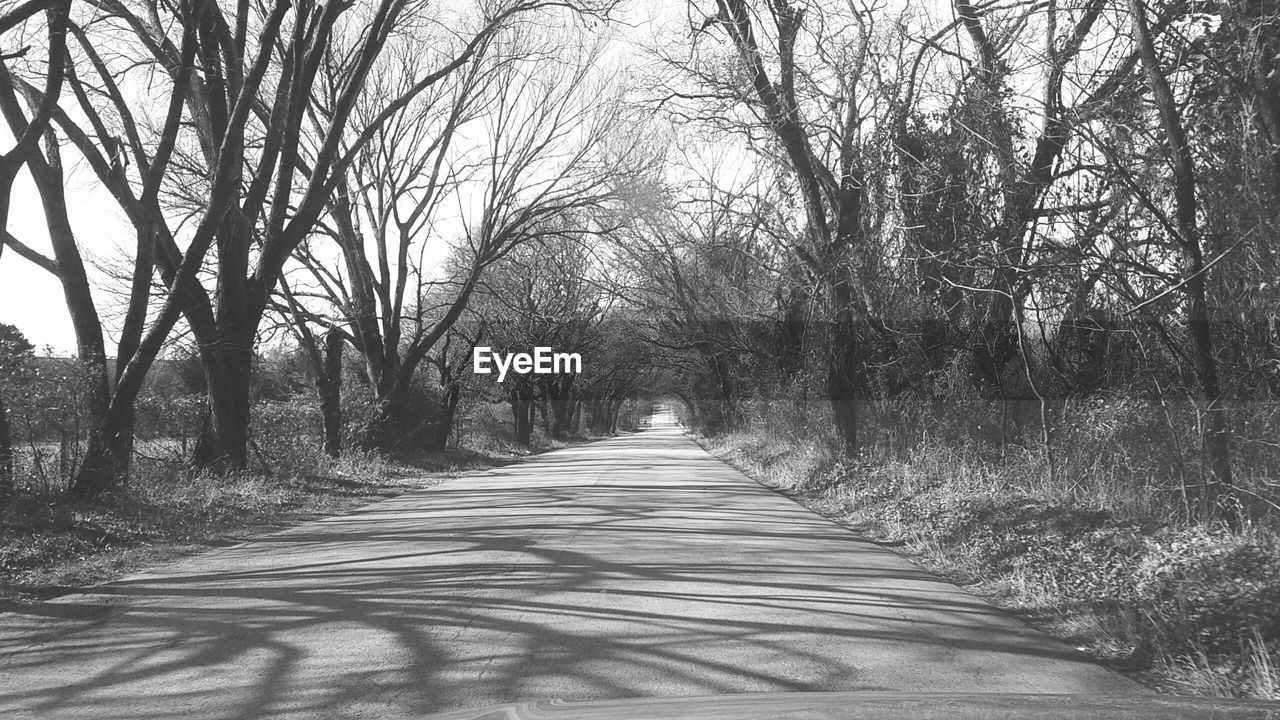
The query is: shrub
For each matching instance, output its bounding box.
[1136,528,1280,654]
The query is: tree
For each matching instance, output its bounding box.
[664,0,882,454]
[0,5,65,503]
[276,286,347,457]
[1127,0,1234,516]
[479,229,608,442]
[425,319,486,451]
[578,314,656,435]
[3,1,620,497]
[613,146,786,435]
[299,21,637,451]
[0,322,35,508]
[888,0,1144,393]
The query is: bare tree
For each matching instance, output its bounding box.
[299,23,638,451]
[478,227,611,442]
[1127,0,1234,516]
[612,146,786,434]
[1,1,624,497]
[0,0,84,499]
[895,0,1142,391]
[5,0,379,494]
[666,0,879,454]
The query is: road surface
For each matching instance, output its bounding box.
[0,414,1140,719]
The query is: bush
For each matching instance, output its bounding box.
[1136,528,1280,655]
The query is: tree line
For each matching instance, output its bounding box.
[627,0,1278,525]
[1,0,1278,528]
[0,0,646,504]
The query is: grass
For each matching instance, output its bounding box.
[0,419,583,609]
[2,451,426,606]
[699,401,1280,701]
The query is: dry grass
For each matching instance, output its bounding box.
[0,448,432,603]
[701,398,1280,701]
[0,396,601,609]
[0,435,569,608]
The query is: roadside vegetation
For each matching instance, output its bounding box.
[0,341,642,604]
[700,396,1280,700]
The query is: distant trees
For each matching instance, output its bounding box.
[613,148,784,434]
[577,314,657,435]
[472,224,665,443]
[0,323,34,507]
[479,231,608,443]
[673,0,879,454]
[287,20,637,452]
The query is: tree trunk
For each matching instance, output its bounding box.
[1188,278,1233,511]
[511,387,534,447]
[354,355,414,453]
[828,283,863,455]
[69,407,133,500]
[69,296,188,499]
[364,400,397,452]
[549,378,575,440]
[193,337,253,472]
[0,388,12,509]
[537,393,551,435]
[608,397,622,434]
[319,329,344,458]
[705,350,738,431]
[23,148,116,493]
[427,382,461,453]
[588,398,608,435]
[1130,0,1234,518]
[777,284,809,378]
[968,292,1018,392]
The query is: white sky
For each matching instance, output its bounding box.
[0,153,133,354]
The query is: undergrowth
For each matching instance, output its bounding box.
[702,404,1280,701]
[0,447,430,602]
[0,392,601,606]
[0,432,580,606]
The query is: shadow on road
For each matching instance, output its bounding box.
[0,427,1139,719]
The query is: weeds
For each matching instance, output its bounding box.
[0,395,593,605]
[704,398,1280,701]
[0,446,416,602]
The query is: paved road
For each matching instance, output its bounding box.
[0,419,1139,719]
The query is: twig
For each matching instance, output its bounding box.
[1124,239,1243,315]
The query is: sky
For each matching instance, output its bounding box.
[0,154,132,354]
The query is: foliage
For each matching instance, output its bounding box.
[704,394,1280,699]
[1136,528,1280,655]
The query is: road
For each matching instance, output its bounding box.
[0,415,1140,719]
